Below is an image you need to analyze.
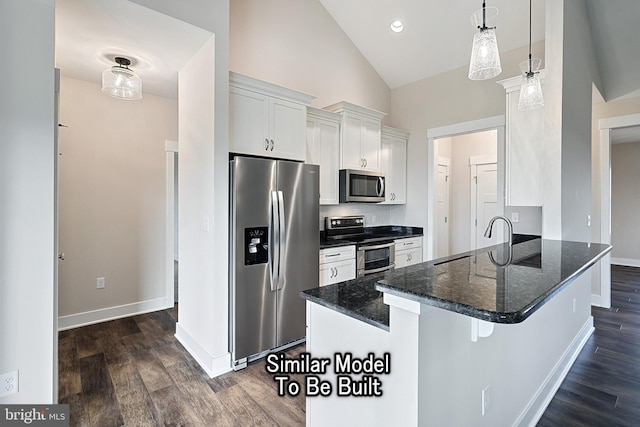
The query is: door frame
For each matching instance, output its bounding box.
[435,157,451,258]
[596,113,640,308]
[426,115,505,261]
[166,140,179,308]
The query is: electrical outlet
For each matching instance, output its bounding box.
[511,212,520,223]
[0,371,19,397]
[97,277,105,289]
[481,385,490,416]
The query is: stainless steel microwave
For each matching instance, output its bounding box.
[339,169,385,203]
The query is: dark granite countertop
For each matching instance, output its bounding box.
[320,225,423,249]
[301,239,611,330]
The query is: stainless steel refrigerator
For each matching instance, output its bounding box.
[230,156,319,369]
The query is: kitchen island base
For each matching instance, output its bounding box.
[305,272,594,427]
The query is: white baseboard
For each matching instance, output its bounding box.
[611,257,640,268]
[515,317,594,427]
[58,297,170,331]
[175,322,232,378]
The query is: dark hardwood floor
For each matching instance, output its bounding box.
[538,265,640,426]
[58,306,306,426]
[59,265,640,426]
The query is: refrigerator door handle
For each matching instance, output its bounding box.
[277,190,286,290]
[270,191,280,292]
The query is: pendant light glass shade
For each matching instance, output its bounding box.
[518,59,544,111]
[101,57,142,101]
[468,6,502,81]
[518,0,543,111]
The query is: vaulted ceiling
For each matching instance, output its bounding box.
[56,0,640,103]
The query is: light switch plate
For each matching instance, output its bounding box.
[511,212,519,223]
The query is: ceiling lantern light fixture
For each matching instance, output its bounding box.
[518,0,544,111]
[101,57,143,101]
[468,1,502,81]
[390,20,404,33]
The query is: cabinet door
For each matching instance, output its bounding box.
[270,97,307,161]
[317,120,340,204]
[319,259,356,286]
[341,114,365,169]
[395,248,422,269]
[381,136,407,204]
[229,87,270,156]
[361,118,381,171]
[389,137,407,203]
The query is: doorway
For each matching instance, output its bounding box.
[55,0,211,329]
[431,127,501,258]
[597,113,640,308]
[426,116,505,260]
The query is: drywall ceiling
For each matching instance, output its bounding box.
[317,0,546,89]
[586,0,640,101]
[55,0,212,99]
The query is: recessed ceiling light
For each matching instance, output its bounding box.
[390,20,404,33]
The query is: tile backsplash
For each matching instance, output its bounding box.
[319,204,392,230]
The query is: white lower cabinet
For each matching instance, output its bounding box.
[394,237,423,269]
[319,245,356,286]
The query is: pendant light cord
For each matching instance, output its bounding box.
[528,0,533,74]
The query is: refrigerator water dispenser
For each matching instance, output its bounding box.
[245,227,268,265]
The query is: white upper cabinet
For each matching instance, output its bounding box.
[325,102,386,171]
[498,72,545,206]
[230,72,314,161]
[306,107,341,205]
[380,126,409,205]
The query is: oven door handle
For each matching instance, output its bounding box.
[358,242,395,251]
[362,263,396,276]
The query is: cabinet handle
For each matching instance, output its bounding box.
[325,253,341,258]
[265,138,269,150]
[408,253,412,261]
[270,139,275,151]
[364,158,368,167]
[333,267,337,278]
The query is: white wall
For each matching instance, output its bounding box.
[0,0,56,404]
[230,0,390,116]
[57,76,177,323]
[611,142,640,263]
[129,0,230,376]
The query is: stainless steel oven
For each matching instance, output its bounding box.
[357,241,395,277]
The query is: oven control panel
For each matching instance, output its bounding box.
[325,215,365,231]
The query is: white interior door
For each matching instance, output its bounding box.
[471,159,498,250]
[435,158,450,258]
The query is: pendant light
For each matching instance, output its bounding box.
[468,1,502,81]
[101,57,143,101]
[518,0,544,111]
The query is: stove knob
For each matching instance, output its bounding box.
[336,220,341,225]
[331,221,337,226]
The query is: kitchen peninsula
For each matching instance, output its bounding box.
[301,238,611,426]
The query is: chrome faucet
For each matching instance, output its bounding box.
[484,215,514,267]
[484,215,514,248]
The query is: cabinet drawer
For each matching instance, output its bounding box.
[319,245,356,264]
[394,236,423,251]
[395,247,423,269]
[319,259,356,286]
